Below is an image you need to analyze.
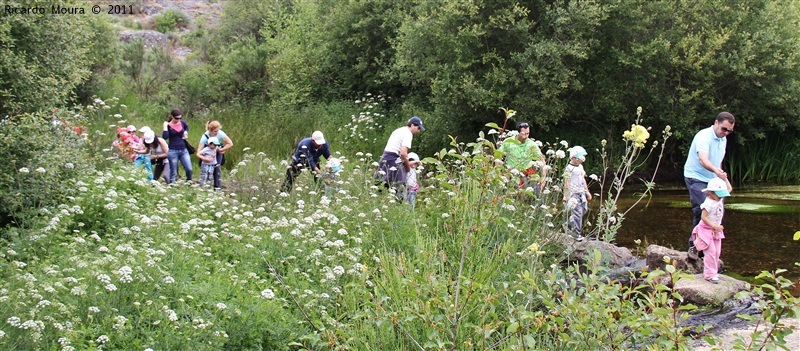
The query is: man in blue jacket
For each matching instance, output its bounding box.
[281,131,331,193]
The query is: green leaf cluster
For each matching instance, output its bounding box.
[0,0,114,115]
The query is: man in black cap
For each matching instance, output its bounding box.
[375,116,425,197]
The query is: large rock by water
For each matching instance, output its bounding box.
[568,239,636,266]
[644,244,723,275]
[674,274,749,305]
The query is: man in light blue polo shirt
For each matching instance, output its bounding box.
[684,112,736,253]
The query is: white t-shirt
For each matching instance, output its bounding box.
[384,127,413,154]
[700,197,725,225]
[564,163,586,196]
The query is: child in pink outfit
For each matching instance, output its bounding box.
[690,177,733,283]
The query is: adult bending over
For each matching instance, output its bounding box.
[684,111,735,252]
[375,116,425,197]
[162,108,192,183]
[280,131,331,193]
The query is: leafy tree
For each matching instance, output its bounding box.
[0,0,96,114]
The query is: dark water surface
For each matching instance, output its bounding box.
[612,186,800,281]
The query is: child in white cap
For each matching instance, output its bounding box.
[690,177,732,283]
[562,146,591,241]
[197,136,220,187]
[406,152,421,208]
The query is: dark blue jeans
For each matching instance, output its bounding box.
[168,148,193,182]
[685,177,708,245]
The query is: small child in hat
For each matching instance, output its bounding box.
[323,157,343,196]
[562,146,592,241]
[197,136,220,186]
[406,152,422,208]
[690,177,733,284]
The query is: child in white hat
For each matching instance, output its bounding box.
[690,177,733,283]
[562,146,592,241]
[197,137,220,187]
[406,152,422,208]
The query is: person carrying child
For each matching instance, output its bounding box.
[406,152,421,208]
[562,146,592,241]
[689,177,732,284]
[197,137,220,187]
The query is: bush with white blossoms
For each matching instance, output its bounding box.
[1,103,791,351]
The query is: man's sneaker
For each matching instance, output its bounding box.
[575,235,585,242]
[688,246,700,261]
[706,276,720,284]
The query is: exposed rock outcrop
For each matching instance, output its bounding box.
[119,30,168,49]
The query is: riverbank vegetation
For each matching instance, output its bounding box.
[1,1,799,349]
[4,0,800,183]
[1,106,797,349]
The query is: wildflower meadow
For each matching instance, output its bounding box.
[0,104,797,351]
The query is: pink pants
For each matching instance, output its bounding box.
[691,223,725,280]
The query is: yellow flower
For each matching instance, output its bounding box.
[623,124,650,148]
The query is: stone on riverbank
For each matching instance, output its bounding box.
[674,274,749,305]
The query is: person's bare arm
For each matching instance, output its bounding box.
[400,146,410,172]
[220,136,233,154]
[698,150,727,180]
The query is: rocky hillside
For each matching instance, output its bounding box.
[114,0,225,60]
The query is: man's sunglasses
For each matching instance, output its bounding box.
[721,126,734,134]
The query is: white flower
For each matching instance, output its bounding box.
[566,198,578,210]
[555,150,566,159]
[216,303,227,310]
[261,289,275,299]
[96,335,109,344]
[35,167,46,174]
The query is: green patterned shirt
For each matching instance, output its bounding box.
[499,139,543,172]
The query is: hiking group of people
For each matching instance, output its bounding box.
[112,108,234,189]
[112,107,736,282]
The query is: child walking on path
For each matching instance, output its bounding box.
[563,146,592,241]
[406,153,421,208]
[197,137,219,187]
[690,177,732,283]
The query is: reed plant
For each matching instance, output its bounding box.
[727,136,800,185]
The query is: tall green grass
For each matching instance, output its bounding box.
[727,136,800,184]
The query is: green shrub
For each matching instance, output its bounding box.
[155,8,190,33]
[0,111,94,228]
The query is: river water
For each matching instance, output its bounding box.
[610,185,800,281]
